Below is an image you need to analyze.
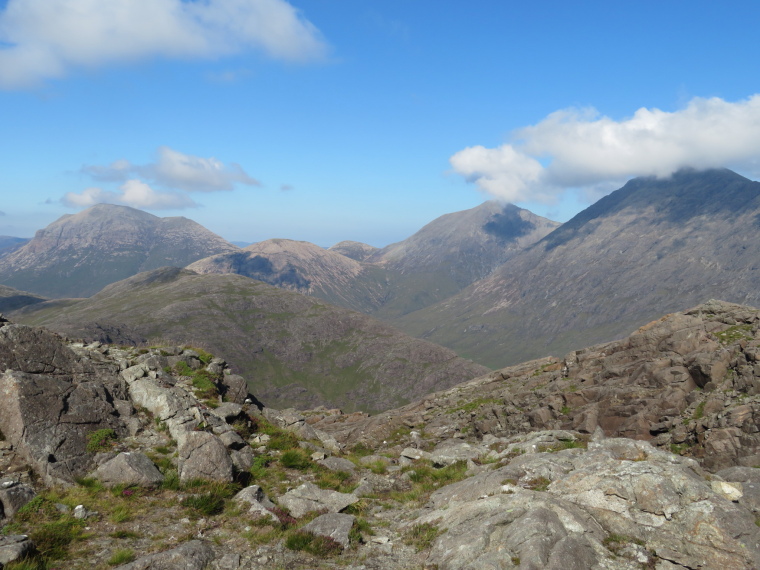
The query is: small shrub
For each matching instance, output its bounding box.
[268,507,297,529]
[108,548,136,566]
[525,476,551,491]
[285,530,343,556]
[86,428,117,453]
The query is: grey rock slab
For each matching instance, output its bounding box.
[178,431,234,483]
[0,481,35,519]
[219,373,248,404]
[115,539,215,569]
[301,513,356,549]
[207,402,243,422]
[415,492,613,570]
[429,441,485,467]
[234,485,277,522]
[91,452,164,487]
[0,370,126,485]
[278,482,359,518]
[318,456,356,472]
[230,446,255,471]
[0,534,35,566]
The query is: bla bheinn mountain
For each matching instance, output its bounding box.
[0,203,239,298]
[187,238,393,314]
[397,168,760,368]
[11,267,489,413]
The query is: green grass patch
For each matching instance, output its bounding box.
[285,530,343,555]
[280,449,312,470]
[693,401,706,420]
[108,548,136,565]
[86,428,117,453]
[715,324,754,345]
[525,476,551,491]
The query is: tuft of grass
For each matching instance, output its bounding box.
[181,493,226,517]
[403,522,443,552]
[109,505,132,523]
[280,449,311,470]
[86,428,117,453]
[108,549,136,566]
[285,530,343,556]
[693,401,706,420]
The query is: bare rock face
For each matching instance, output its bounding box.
[177,431,234,484]
[414,435,760,570]
[301,513,356,549]
[278,482,359,518]
[0,322,129,485]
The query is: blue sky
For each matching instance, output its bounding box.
[1,1,759,247]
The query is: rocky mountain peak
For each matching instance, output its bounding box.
[0,204,239,298]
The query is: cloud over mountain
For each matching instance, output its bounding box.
[451,95,760,203]
[64,146,258,210]
[0,0,328,89]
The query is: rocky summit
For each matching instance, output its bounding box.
[2,301,760,568]
[0,204,239,299]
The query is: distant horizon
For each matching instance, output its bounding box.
[6,165,760,249]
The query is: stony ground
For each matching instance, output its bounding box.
[3,301,760,568]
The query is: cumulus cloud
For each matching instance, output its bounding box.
[62,180,197,210]
[82,146,260,192]
[451,95,760,204]
[0,0,327,89]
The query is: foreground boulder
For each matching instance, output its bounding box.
[90,452,164,488]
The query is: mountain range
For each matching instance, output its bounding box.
[4,167,760,410]
[396,168,760,366]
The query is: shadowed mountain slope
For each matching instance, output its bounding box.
[0,236,29,258]
[187,239,392,313]
[11,268,488,413]
[370,201,560,318]
[396,168,760,367]
[0,284,47,313]
[0,204,239,298]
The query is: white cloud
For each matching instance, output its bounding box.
[62,180,197,210]
[83,146,260,192]
[451,95,760,204]
[0,0,327,89]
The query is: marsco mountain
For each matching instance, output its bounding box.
[3,301,760,568]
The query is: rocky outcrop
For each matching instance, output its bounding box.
[278,482,359,518]
[114,540,215,569]
[90,452,164,488]
[315,300,760,473]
